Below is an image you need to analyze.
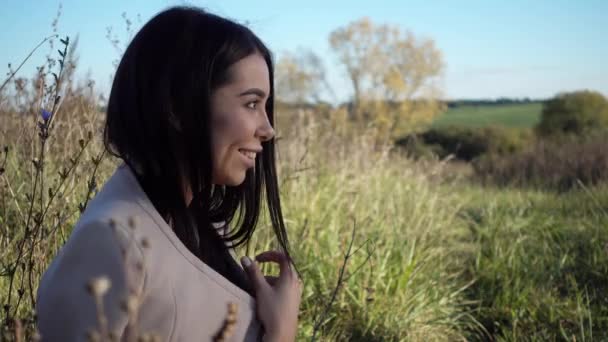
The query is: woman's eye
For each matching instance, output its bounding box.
[246,101,258,110]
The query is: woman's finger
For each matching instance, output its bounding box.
[240,256,269,294]
[264,275,279,286]
[255,251,295,279]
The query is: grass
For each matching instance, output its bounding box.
[458,184,608,341]
[1,36,607,341]
[2,98,608,341]
[431,103,543,128]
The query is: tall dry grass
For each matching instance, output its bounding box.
[473,132,608,191]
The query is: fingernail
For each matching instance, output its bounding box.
[241,256,252,268]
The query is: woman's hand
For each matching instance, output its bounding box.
[241,251,302,342]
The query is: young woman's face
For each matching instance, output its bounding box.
[210,53,275,186]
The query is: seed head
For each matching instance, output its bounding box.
[86,276,111,297]
[86,330,101,342]
[128,216,138,229]
[120,295,139,315]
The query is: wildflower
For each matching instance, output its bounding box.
[41,108,52,121]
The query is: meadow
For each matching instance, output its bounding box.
[431,103,542,128]
[1,39,607,342]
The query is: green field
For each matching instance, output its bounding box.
[431,103,543,128]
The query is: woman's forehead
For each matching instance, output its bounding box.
[225,54,270,93]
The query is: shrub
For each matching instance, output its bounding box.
[536,90,608,137]
[396,125,533,161]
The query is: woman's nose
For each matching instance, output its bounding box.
[256,113,275,142]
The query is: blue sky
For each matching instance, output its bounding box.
[1,0,606,101]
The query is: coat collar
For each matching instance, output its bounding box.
[107,163,257,308]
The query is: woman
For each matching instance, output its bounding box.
[36,6,302,342]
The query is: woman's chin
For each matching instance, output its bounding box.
[214,171,247,187]
[227,177,246,186]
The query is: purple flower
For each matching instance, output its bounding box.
[41,109,52,121]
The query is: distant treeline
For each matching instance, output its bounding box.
[445,98,546,108]
[274,98,547,111]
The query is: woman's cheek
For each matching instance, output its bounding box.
[226,110,249,139]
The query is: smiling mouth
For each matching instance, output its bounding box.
[238,149,257,160]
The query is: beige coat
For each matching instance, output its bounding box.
[36,164,263,341]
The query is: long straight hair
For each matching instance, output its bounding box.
[104,6,296,295]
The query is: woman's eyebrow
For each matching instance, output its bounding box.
[238,88,267,98]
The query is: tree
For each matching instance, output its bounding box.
[329,17,445,139]
[274,49,332,105]
[536,90,608,137]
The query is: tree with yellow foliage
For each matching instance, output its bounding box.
[330,17,445,140]
[275,49,333,105]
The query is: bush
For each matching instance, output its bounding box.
[396,125,533,161]
[536,90,608,137]
[473,132,608,191]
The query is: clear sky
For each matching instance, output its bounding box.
[1,0,606,102]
